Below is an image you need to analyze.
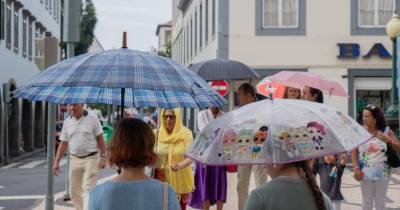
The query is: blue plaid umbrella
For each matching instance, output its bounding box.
[13,48,227,112]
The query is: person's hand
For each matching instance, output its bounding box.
[98,158,107,169]
[354,168,363,181]
[339,153,348,165]
[170,163,181,171]
[53,163,60,176]
[376,131,389,143]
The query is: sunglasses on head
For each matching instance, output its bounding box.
[365,104,377,110]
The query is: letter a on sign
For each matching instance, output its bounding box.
[363,43,391,58]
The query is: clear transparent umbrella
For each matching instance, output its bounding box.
[187,99,372,165]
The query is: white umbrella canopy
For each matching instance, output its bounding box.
[187,99,372,165]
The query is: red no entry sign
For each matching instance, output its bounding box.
[209,80,229,97]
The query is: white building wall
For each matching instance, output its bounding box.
[171,0,219,66]
[229,0,391,68]
[0,0,60,86]
[228,0,392,114]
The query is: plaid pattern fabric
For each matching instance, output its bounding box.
[13,48,226,108]
[24,49,213,92]
[14,87,226,109]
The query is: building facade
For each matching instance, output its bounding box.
[156,20,172,51]
[171,0,395,126]
[0,0,61,163]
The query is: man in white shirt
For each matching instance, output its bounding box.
[53,104,106,210]
[236,83,269,210]
[197,107,223,131]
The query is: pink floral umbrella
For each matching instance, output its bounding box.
[269,71,347,97]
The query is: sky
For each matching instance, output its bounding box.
[94,0,172,51]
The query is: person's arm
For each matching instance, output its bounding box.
[379,129,400,152]
[96,134,107,169]
[197,111,207,131]
[94,118,107,169]
[53,120,69,176]
[53,141,68,176]
[351,149,362,181]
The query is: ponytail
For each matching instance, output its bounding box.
[297,161,326,210]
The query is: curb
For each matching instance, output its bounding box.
[32,173,116,210]
[1,148,46,166]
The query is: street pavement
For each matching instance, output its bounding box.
[2,152,399,210]
[32,167,400,210]
[0,152,115,210]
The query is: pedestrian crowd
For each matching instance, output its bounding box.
[52,83,400,210]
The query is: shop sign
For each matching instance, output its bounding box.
[337,43,391,59]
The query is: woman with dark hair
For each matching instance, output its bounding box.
[303,86,324,103]
[283,86,301,99]
[352,105,400,210]
[88,118,180,210]
[245,160,333,210]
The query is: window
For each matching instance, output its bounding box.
[263,0,298,28]
[13,9,18,53]
[200,3,203,50]
[28,19,32,60]
[55,0,59,22]
[22,16,27,57]
[186,24,189,63]
[1,0,5,40]
[49,0,52,15]
[180,32,185,63]
[212,0,216,37]
[351,0,399,35]
[256,0,306,35]
[35,26,40,56]
[45,0,49,10]
[195,11,197,54]
[358,0,394,27]
[205,0,209,44]
[6,3,10,49]
[53,0,57,20]
[190,18,193,58]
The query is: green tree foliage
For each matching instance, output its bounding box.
[75,0,97,55]
[157,41,171,58]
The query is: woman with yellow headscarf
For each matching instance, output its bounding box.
[153,108,194,210]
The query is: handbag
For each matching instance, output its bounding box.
[387,144,400,168]
[152,129,168,181]
[383,127,400,168]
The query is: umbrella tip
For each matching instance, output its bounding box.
[122,32,127,48]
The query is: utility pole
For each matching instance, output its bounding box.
[58,0,81,207]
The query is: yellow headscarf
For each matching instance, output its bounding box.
[155,108,194,194]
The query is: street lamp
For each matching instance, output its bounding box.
[385,13,400,134]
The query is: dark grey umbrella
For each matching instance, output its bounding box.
[189,58,260,81]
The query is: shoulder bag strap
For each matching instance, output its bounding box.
[163,182,169,210]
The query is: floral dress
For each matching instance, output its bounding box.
[358,137,390,180]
